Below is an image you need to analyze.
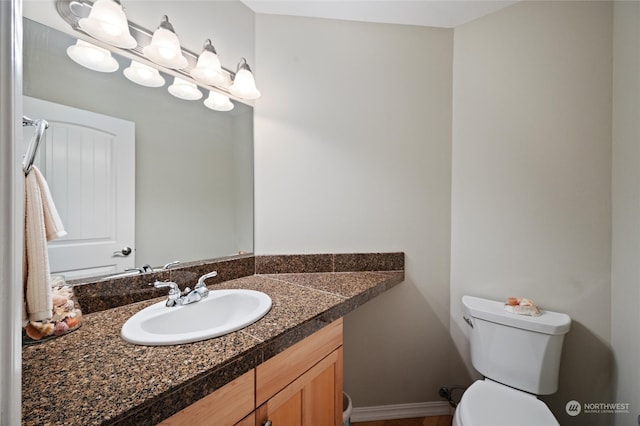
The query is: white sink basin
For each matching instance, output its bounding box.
[121,289,272,345]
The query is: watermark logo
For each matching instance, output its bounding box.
[583,402,630,414]
[566,400,581,416]
[565,400,631,416]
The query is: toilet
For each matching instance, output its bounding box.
[453,295,571,426]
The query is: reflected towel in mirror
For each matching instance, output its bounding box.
[23,166,67,322]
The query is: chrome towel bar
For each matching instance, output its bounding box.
[22,116,49,176]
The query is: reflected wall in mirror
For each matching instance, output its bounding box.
[23,18,254,280]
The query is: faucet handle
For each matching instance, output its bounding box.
[163,261,181,270]
[194,271,217,299]
[196,271,218,288]
[151,280,179,292]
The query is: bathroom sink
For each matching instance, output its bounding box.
[121,289,272,345]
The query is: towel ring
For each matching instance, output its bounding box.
[22,116,49,176]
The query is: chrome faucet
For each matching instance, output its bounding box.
[180,287,204,305]
[151,281,182,307]
[150,271,217,307]
[124,264,156,274]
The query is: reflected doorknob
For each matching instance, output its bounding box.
[113,246,132,256]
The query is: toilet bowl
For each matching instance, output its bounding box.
[454,295,571,426]
[452,380,559,426]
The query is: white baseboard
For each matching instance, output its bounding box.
[350,401,453,422]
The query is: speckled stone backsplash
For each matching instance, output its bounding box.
[73,254,256,314]
[255,252,404,274]
[72,252,404,314]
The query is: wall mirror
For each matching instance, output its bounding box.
[23,17,254,281]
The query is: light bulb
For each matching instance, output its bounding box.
[204,91,234,111]
[66,39,119,72]
[78,0,136,49]
[143,16,188,69]
[168,77,202,100]
[229,58,260,100]
[123,60,165,87]
[191,39,224,86]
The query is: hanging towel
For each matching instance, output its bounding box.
[23,166,67,323]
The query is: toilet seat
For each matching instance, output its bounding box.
[454,380,559,426]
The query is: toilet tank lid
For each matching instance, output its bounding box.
[462,295,571,335]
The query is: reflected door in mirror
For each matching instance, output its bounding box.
[24,96,135,280]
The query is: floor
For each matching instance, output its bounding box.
[353,415,453,426]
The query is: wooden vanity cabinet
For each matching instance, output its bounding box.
[255,318,343,426]
[158,318,343,426]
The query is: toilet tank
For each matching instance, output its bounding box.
[462,295,571,395]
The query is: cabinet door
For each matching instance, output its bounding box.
[257,348,343,426]
[260,390,302,425]
[235,412,255,426]
[159,370,255,426]
[257,319,343,406]
[305,358,338,425]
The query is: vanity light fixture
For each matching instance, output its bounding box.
[191,39,224,86]
[66,39,119,72]
[77,0,136,49]
[143,15,188,70]
[57,0,262,110]
[123,60,165,87]
[168,76,203,100]
[229,58,260,100]
[204,90,234,112]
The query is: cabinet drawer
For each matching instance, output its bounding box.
[256,318,343,405]
[159,369,255,426]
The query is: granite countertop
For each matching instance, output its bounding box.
[22,270,403,425]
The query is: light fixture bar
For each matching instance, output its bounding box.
[55,0,254,105]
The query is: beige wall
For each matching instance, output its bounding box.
[253,14,454,407]
[451,2,613,425]
[612,1,640,425]
[253,1,635,424]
